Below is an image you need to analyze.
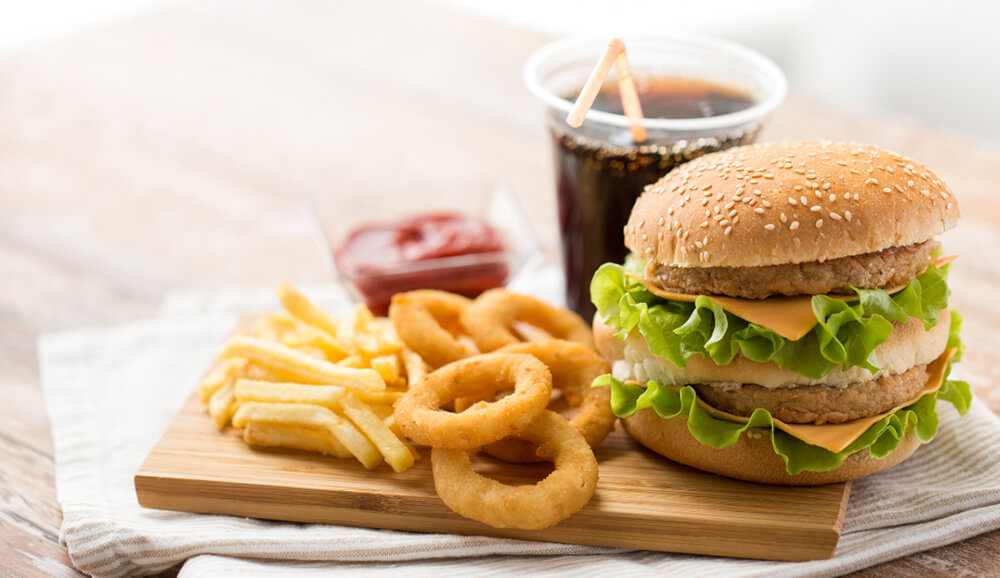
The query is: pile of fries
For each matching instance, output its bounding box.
[198,283,428,473]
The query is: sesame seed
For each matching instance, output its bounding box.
[732,216,740,224]
[843,192,850,200]
[883,187,892,193]
[667,207,675,215]
[865,178,878,185]
[764,223,776,231]
[658,231,664,239]
[947,202,953,209]
[641,233,648,240]
[780,212,788,223]
[720,219,730,226]
[853,193,860,200]
[702,183,713,190]
[658,217,665,225]
[713,214,723,222]
[895,184,904,192]
[794,185,803,191]
[805,173,817,180]
[754,207,765,214]
[940,191,949,199]
[762,199,772,207]
[886,165,895,173]
[801,195,809,205]
[645,247,653,254]
[724,201,735,210]
[814,190,823,198]
[907,180,914,186]
[830,211,842,220]
[700,221,709,228]
[811,205,822,212]
[829,193,836,202]
[790,221,800,230]
[701,198,710,206]
[695,241,703,249]
[844,210,853,221]
[724,226,733,235]
[816,219,824,228]
[822,183,832,190]
[788,197,798,206]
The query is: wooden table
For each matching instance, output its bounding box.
[2,1,998,575]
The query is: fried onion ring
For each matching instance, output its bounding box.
[461,289,594,352]
[431,410,598,529]
[394,353,552,449]
[455,340,615,463]
[389,290,477,368]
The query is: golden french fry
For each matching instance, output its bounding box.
[233,402,381,469]
[373,318,404,354]
[220,336,385,391]
[401,347,428,385]
[383,413,421,462]
[353,390,404,405]
[235,379,346,409]
[370,354,401,384]
[208,380,240,429]
[277,283,341,336]
[338,303,374,345]
[243,421,353,459]
[199,358,246,402]
[340,394,414,473]
[337,354,367,369]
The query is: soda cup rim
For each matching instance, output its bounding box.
[524,33,787,133]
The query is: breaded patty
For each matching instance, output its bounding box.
[693,364,930,424]
[649,240,936,299]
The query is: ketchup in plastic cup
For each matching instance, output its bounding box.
[317,187,541,316]
[524,35,787,319]
[335,213,509,315]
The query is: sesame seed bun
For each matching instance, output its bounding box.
[625,141,959,268]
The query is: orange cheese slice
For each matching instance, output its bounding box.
[691,347,957,454]
[632,254,956,341]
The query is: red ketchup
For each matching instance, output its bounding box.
[335,213,509,315]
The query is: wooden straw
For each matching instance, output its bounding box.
[565,37,647,143]
[614,47,647,142]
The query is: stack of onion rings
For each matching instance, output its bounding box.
[390,288,609,529]
[461,289,594,352]
[431,410,599,530]
[389,290,478,368]
[455,340,615,463]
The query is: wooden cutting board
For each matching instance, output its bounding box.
[135,388,850,561]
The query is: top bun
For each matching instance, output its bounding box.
[625,141,959,268]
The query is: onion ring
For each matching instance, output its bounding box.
[461,289,594,352]
[389,290,477,368]
[455,340,615,463]
[431,410,599,529]
[394,353,552,449]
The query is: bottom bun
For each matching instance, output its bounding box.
[622,408,922,485]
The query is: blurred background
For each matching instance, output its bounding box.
[3,0,999,144]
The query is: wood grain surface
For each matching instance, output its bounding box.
[3,0,1000,575]
[136,389,849,562]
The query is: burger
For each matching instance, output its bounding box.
[590,141,971,485]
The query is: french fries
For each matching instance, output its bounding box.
[220,336,385,391]
[201,284,428,472]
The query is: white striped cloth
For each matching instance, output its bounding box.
[39,283,1000,577]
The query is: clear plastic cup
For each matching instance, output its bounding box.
[524,34,787,319]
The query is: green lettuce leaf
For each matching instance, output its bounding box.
[592,316,972,474]
[591,260,952,379]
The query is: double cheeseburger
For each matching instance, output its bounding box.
[591,141,970,485]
